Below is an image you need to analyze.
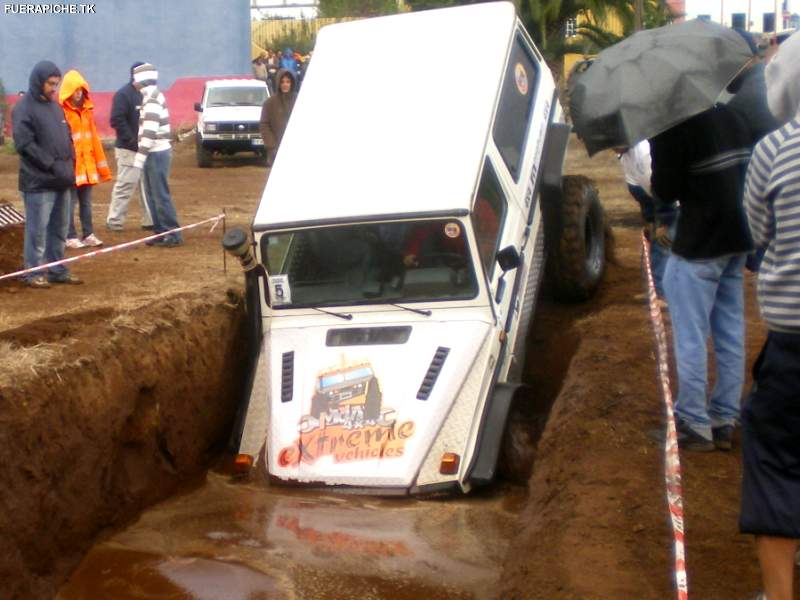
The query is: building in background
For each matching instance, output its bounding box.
[0,0,250,94]
[683,0,800,32]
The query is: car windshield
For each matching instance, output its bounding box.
[261,220,479,308]
[206,87,267,106]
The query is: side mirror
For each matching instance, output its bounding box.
[496,245,521,273]
[194,102,202,112]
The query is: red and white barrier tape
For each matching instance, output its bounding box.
[641,232,688,600]
[0,213,225,283]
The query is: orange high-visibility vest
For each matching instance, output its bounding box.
[58,70,112,187]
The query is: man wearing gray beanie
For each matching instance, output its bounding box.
[132,62,182,247]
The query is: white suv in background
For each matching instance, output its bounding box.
[194,79,269,167]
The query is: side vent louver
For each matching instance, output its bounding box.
[281,351,294,402]
[417,346,450,400]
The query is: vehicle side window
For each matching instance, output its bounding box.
[472,160,507,279]
[492,33,540,182]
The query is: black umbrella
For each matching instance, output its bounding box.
[570,19,754,155]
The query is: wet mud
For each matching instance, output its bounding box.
[0,290,249,600]
[58,473,526,600]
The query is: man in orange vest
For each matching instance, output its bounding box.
[59,70,111,249]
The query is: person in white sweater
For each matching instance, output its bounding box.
[132,63,182,247]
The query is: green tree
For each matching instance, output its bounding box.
[318,0,400,18]
[403,0,673,57]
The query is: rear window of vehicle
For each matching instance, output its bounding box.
[492,34,540,182]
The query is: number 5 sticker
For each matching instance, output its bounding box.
[268,274,292,305]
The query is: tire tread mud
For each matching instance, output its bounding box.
[547,175,605,302]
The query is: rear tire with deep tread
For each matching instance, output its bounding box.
[547,175,605,301]
[498,394,544,485]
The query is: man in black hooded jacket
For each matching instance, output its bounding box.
[12,60,81,287]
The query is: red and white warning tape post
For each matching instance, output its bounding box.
[641,232,688,600]
[0,213,225,283]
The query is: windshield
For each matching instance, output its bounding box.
[261,220,479,308]
[206,87,267,106]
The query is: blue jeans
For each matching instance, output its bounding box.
[142,149,182,243]
[650,238,670,298]
[22,189,70,281]
[664,253,746,439]
[67,185,93,239]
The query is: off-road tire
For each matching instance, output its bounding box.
[498,396,544,484]
[547,175,605,301]
[196,142,213,168]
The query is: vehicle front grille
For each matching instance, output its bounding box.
[215,122,259,133]
[281,351,294,402]
[416,346,450,400]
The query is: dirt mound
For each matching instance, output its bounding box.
[0,224,23,278]
[0,289,250,600]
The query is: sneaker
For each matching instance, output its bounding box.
[105,222,124,231]
[65,237,85,249]
[81,233,103,247]
[159,237,183,248]
[141,224,155,230]
[676,419,715,452]
[27,276,51,289]
[712,425,734,451]
[49,274,83,285]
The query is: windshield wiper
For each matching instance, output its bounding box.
[311,307,353,320]
[389,303,431,317]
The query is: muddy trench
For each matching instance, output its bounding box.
[0,291,586,600]
[0,289,250,600]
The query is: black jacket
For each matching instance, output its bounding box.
[651,105,754,260]
[110,81,142,151]
[727,64,781,147]
[12,61,75,192]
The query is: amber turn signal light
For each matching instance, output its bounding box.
[439,452,460,475]
[233,453,254,473]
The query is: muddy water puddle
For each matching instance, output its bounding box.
[58,472,525,599]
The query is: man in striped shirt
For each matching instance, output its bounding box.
[132,63,182,247]
[740,32,800,600]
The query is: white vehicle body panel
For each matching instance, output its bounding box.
[254,2,517,228]
[237,2,561,493]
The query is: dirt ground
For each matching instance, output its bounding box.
[0,138,791,599]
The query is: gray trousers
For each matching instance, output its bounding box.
[106,148,153,228]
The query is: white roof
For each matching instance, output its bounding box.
[254,2,517,230]
[205,78,267,88]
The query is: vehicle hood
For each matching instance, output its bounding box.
[200,105,262,123]
[264,317,492,488]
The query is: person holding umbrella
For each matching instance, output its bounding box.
[650,100,754,452]
[569,20,757,452]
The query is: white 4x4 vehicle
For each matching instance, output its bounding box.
[224,2,605,494]
[194,79,269,167]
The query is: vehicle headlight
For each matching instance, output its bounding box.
[205,123,217,132]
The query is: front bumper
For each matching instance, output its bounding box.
[198,133,264,152]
